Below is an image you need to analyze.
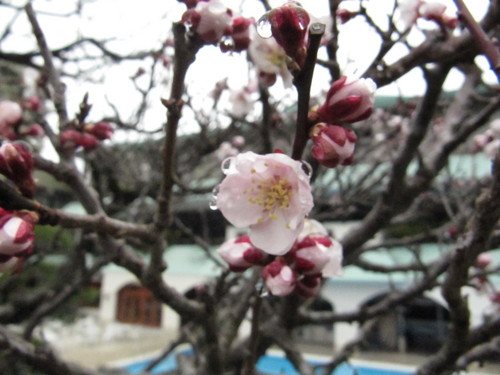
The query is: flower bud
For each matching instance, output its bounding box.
[0,143,36,197]
[0,208,35,258]
[267,2,310,66]
[230,17,253,52]
[262,260,296,296]
[317,76,376,124]
[295,274,321,298]
[293,234,342,277]
[310,123,357,168]
[217,235,268,272]
[84,122,113,140]
[475,253,492,269]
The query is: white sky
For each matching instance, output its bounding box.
[0,0,495,143]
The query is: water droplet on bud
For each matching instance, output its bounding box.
[256,14,272,39]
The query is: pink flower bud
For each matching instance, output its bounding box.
[80,133,99,151]
[84,122,113,140]
[267,2,310,66]
[263,260,296,296]
[217,235,268,272]
[182,0,233,44]
[60,130,99,151]
[0,143,36,197]
[317,76,376,124]
[0,209,35,258]
[293,234,343,277]
[60,129,83,149]
[310,123,357,168]
[476,253,492,269]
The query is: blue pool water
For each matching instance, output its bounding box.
[122,352,411,375]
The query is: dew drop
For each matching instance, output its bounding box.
[209,185,220,210]
[256,14,273,39]
[300,160,313,178]
[209,197,218,211]
[221,157,235,175]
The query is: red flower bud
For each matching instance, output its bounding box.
[267,2,310,66]
[263,260,296,296]
[0,209,35,258]
[84,122,113,140]
[0,143,36,197]
[317,76,376,124]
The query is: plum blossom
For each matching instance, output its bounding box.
[315,76,376,124]
[0,208,35,259]
[215,151,314,256]
[310,123,357,168]
[248,28,293,87]
[182,0,233,45]
[216,235,268,272]
[262,261,296,296]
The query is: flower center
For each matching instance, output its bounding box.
[246,176,292,217]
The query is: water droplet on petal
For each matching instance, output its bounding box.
[256,14,273,39]
[300,160,313,177]
[221,157,235,174]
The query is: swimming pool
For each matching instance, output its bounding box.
[121,351,412,375]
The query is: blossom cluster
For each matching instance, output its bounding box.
[218,219,342,297]
[213,151,342,297]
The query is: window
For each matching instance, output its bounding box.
[116,284,162,327]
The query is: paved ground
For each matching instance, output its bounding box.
[47,311,500,374]
[56,331,500,374]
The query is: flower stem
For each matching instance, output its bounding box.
[291,23,325,161]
